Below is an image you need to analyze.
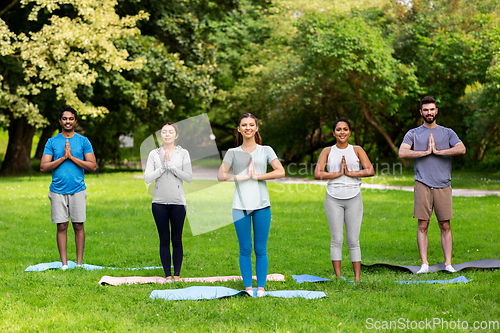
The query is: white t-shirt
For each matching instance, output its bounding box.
[326,144,362,199]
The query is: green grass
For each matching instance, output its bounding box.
[0,173,499,332]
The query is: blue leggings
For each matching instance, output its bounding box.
[232,207,271,288]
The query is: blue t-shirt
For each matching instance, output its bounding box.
[43,133,94,194]
[402,125,461,188]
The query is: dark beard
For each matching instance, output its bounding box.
[423,115,435,124]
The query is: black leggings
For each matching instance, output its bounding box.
[151,203,186,277]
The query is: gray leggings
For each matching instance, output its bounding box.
[324,192,363,262]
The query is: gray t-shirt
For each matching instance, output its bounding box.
[223,145,278,210]
[402,125,462,188]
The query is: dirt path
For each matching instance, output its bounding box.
[191,166,500,197]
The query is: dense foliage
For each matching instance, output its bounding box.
[1,0,499,173]
[210,0,500,166]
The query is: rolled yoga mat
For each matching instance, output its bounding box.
[98,273,285,286]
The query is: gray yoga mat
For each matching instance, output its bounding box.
[362,259,500,274]
[292,274,472,284]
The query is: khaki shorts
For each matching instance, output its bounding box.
[48,189,87,223]
[413,181,452,221]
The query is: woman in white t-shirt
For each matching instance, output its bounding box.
[314,118,374,282]
[218,113,285,297]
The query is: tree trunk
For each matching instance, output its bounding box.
[350,85,410,168]
[34,123,58,159]
[0,116,36,176]
[353,122,361,146]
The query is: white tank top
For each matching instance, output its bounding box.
[326,144,362,199]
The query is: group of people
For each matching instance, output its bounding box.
[41,96,466,293]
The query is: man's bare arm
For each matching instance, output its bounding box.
[70,152,98,172]
[433,142,466,156]
[40,154,65,173]
[398,143,431,159]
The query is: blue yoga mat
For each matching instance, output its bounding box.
[150,286,327,301]
[292,274,472,284]
[25,261,163,272]
[395,275,472,284]
[293,274,331,283]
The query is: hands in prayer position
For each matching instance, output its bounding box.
[64,139,73,161]
[247,158,258,180]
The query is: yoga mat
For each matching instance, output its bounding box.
[99,276,169,285]
[182,273,284,283]
[98,274,285,286]
[25,261,163,272]
[293,275,473,284]
[362,259,500,274]
[395,275,472,284]
[293,274,331,283]
[150,286,327,300]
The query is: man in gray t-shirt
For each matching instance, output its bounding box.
[399,96,466,274]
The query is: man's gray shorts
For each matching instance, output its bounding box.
[48,189,87,223]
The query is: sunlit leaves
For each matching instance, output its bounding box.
[1,0,148,126]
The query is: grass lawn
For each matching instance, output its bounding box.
[0,173,499,332]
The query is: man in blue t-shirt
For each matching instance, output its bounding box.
[399,96,466,274]
[41,106,97,270]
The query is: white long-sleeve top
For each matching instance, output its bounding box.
[144,146,192,205]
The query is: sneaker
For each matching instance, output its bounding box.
[257,290,265,297]
[416,264,429,274]
[245,290,254,297]
[445,265,456,273]
[61,265,69,271]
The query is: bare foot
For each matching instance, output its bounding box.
[173,276,181,281]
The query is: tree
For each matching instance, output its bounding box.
[205,0,276,150]
[391,0,500,165]
[0,0,147,175]
[68,0,244,167]
[208,0,420,163]
[462,53,500,163]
